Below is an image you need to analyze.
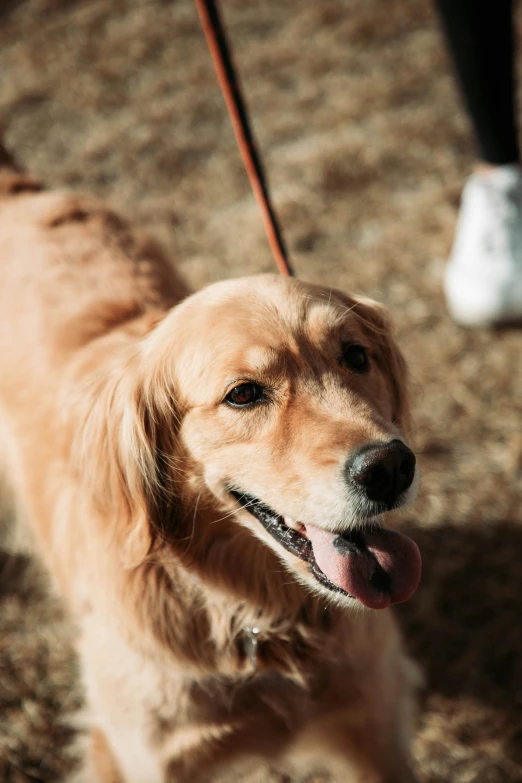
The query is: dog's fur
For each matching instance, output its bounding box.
[0,149,420,783]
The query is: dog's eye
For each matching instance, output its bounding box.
[340,343,369,373]
[225,382,264,407]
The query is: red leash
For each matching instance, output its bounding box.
[194,0,295,278]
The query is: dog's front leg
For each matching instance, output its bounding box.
[294,620,421,782]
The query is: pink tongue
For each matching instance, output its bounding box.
[305,524,421,610]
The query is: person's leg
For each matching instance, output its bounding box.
[437,0,518,166]
[436,0,522,326]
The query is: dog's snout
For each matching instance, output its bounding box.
[347,439,416,507]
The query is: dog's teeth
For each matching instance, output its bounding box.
[283,516,308,538]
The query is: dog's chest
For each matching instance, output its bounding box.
[80,616,313,780]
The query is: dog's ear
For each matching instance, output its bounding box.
[349,295,411,432]
[72,349,180,568]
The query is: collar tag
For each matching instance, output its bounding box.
[243,626,261,671]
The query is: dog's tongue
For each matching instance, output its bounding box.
[305,523,421,609]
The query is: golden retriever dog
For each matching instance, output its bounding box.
[0,146,421,783]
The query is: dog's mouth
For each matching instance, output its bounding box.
[230,490,421,610]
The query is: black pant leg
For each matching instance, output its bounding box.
[436,0,519,165]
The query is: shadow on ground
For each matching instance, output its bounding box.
[0,545,80,783]
[397,520,522,781]
[400,520,522,709]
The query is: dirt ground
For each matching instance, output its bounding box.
[1,0,522,780]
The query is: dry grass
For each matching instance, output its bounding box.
[1,0,522,780]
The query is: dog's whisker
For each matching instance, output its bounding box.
[181,491,201,555]
[209,498,261,527]
[401,422,423,438]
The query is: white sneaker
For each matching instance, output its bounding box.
[444,164,522,327]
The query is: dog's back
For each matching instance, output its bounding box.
[0,153,187,381]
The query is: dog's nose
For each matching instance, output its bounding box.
[347,439,416,508]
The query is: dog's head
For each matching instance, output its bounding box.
[87,275,421,611]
